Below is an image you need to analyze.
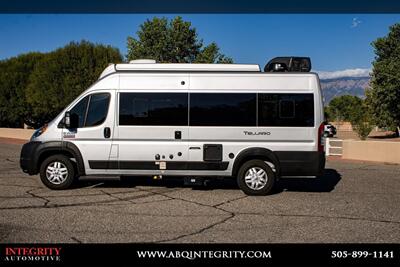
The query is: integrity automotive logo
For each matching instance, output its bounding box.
[3,247,62,262]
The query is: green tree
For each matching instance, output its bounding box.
[367,23,400,136]
[127,16,233,63]
[326,95,363,122]
[0,53,44,127]
[25,41,122,128]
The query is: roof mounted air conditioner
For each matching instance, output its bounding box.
[264,57,311,72]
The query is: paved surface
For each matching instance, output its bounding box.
[0,142,399,243]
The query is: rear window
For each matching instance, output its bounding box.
[258,93,314,127]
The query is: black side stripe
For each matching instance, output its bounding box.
[89,161,229,171]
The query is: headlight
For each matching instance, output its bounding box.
[31,125,47,140]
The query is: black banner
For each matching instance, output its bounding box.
[0,0,400,13]
[0,243,399,266]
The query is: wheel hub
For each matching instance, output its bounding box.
[244,167,268,190]
[46,161,68,185]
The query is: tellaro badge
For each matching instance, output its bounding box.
[243,131,271,136]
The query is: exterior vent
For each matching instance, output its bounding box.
[129,59,157,64]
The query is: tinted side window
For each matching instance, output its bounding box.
[258,93,314,127]
[69,96,89,128]
[85,93,110,127]
[119,93,188,126]
[190,93,256,126]
[279,100,295,118]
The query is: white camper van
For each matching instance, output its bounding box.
[20,57,325,195]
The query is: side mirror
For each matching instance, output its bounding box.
[64,111,79,129]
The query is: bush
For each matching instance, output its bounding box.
[0,53,44,127]
[350,103,374,140]
[352,121,374,140]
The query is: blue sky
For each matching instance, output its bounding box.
[0,14,399,73]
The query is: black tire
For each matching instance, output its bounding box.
[237,159,275,196]
[39,155,76,190]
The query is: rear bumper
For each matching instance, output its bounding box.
[20,141,41,175]
[276,151,325,176]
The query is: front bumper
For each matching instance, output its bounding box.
[20,141,41,175]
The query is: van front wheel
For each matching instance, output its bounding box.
[39,155,75,190]
[237,160,275,196]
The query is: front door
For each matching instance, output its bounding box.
[62,90,115,175]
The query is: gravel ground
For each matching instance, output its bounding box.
[0,142,399,243]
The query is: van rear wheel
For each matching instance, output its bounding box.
[39,155,75,190]
[237,160,275,196]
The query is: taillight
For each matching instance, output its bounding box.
[318,123,325,152]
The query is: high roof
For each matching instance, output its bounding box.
[99,61,261,79]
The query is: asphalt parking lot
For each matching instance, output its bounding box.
[0,142,399,243]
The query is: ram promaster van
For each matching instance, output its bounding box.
[20,57,325,195]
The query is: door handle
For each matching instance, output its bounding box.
[104,127,111,138]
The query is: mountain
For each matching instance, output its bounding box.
[320,76,370,103]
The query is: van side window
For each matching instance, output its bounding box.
[132,98,149,117]
[279,100,295,118]
[190,93,256,126]
[258,93,314,127]
[119,93,188,126]
[85,93,111,127]
[69,96,89,128]
[68,93,110,128]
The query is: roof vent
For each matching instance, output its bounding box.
[129,59,157,64]
[264,57,311,72]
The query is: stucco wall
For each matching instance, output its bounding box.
[0,128,34,140]
[343,140,400,164]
